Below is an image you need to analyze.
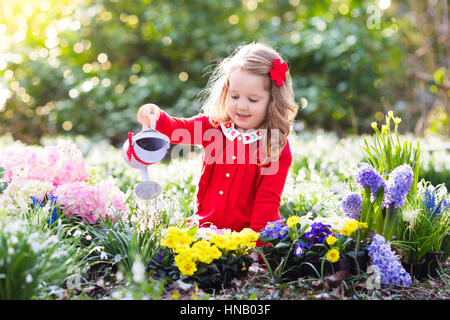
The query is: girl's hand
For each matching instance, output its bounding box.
[137,103,161,127]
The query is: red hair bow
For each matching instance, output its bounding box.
[269,58,288,87]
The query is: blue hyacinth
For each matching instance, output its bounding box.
[368,234,412,286]
[382,164,413,209]
[260,220,288,240]
[341,193,363,220]
[422,187,449,217]
[354,163,386,196]
[31,196,44,210]
[30,195,58,225]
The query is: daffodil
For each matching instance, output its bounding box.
[388,110,394,119]
[340,219,359,236]
[358,222,368,229]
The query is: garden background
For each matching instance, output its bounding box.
[0,0,449,300]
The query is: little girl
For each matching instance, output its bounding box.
[137,42,298,234]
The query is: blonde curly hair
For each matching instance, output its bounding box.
[197,42,299,164]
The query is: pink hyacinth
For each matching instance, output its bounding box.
[53,182,107,224]
[1,140,128,224]
[53,181,128,224]
[0,142,89,186]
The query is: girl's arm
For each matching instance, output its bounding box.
[138,104,211,145]
[155,110,211,145]
[249,140,292,232]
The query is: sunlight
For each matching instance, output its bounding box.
[378,0,391,10]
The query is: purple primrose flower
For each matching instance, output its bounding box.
[260,220,288,240]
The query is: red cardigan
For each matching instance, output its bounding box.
[155,111,292,233]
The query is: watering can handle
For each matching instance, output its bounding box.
[142,114,156,131]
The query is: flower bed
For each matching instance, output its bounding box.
[149,224,258,292]
[0,112,448,300]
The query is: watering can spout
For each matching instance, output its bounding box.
[139,166,149,181]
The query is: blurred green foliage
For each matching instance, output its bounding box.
[0,0,443,145]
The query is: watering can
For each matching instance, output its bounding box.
[122,115,170,200]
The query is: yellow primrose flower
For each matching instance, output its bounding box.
[243,240,257,249]
[190,240,215,263]
[166,226,180,236]
[174,255,197,276]
[162,227,196,249]
[340,220,359,236]
[286,216,301,228]
[240,228,259,242]
[207,245,222,260]
[161,236,176,249]
[192,239,211,249]
[177,231,196,246]
[178,247,200,262]
[326,235,337,246]
[196,249,214,264]
[173,243,191,254]
[224,238,239,251]
[210,234,228,250]
[325,248,340,263]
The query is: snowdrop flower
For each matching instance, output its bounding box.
[9,235,18,245]
[132,259,145,283]
[402,209,421,227]
[72,230,82,238]
[100,251,108,260]
[25,274,33,283]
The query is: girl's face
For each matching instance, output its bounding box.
[226,68,270,131]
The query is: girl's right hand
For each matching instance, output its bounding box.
[137,103,162,127]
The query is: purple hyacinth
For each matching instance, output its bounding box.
[382,164,414,209]
[341,193,363,220]
[260,220,288,240]
[368,234,412,287]
[354,163,386,196]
